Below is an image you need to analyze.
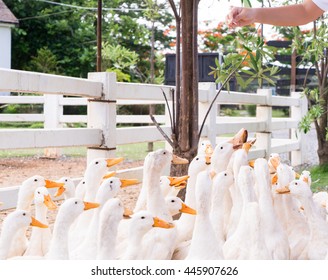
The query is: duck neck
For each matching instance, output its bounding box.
[16,188,34,211]
[301,197,327,233]
[124,228,149,260]
[47,215,74,259]
[184,174,197,208]
[145,168,171,221]
[97,216,121,259]
[0,224,17,259]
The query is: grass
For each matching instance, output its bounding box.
[308,164,328,192]
[0,142,166,162]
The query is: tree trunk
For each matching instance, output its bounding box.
[317,141,328,165]
[171,0,199,201]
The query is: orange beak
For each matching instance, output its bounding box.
[45,180,65,189]
[120,179,139,188]
[167,175,189,188]
[242,139,256,153]
[54,185,66,198]
[106,157,124,167]
[83,201,100,211]
[228,128,248,150]
[152,217,175,229]
[103,171,117,179]
[123,207,134,217]
[30,216,48,228]
[271,173,278,185]
[179,202,197,215]
[275,186,290,194]
[172,154,189,164]
[43,194,57,210]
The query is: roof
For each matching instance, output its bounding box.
[0,0,18,25]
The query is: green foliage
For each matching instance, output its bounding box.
[209,28,279,90]
[5,0,173,80]
[26,47,59,74]
[102,43,138,72]
[307,164,328,192]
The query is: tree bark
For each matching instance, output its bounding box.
[170,0,199,201]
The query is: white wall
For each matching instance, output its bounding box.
[0,23,13,96]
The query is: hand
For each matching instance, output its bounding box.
[226,6,255,28]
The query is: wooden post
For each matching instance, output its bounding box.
[198,82,217,148]
[291,91,307,166]
[256,88,272,159]
[43,94,62,158]
[87,72,117,164]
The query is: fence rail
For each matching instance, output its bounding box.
[0,67,307,210]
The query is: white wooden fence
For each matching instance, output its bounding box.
[0,68,307,210]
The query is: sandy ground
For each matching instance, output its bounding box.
[0,156,143,230]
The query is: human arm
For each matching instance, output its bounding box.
[226,0,324,27]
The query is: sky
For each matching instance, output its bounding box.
[198,0,245,27]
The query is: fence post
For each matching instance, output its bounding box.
[291,91,307,166]
[256,88,272,159]
[198,82,217,148]
[87,72,117,164]
[43,94,62,158]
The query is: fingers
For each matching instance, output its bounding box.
[226,6,252,28]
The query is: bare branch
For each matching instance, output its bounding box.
[161,88,175,133]
[150,114,174,147]
[168,0,180,19]
[197,54,248,141]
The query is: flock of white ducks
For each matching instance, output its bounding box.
[1,128,328,260]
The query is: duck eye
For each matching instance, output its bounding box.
[141,216,145,219]
[65,179,68,182]
[34,179,38,182]
[110,181,113,184]
[163,152,166,155]
[75,201,78,204]
[220,146,223,150]
[23,213,26,216]
[171,200,175,203]
[224,173,227,176]
[37,191,40,194]
[95,161,99,165]
[82,181,85,184]
[295,182,298,185]
[196,157,199,161]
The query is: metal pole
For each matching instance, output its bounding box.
[97,0,102,72]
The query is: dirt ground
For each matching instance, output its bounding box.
[0,156,143,228]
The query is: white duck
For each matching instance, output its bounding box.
[223,166,271,259]
[121,211,174,260]
[74,179,86,200]
[174,154,211,245]
[23,187,57,257]
[0,210,47,260]
[273,163,310,260]
[46,198,99,260]
[313,191,328,220]
[210,170,234,247]
[116,149,188,259]
[211,128,248,174]
[139,149,188,260]
[186,170,223,260]
[8,175,63,258]
[69,157,123,250]
[133,149,187,213]
[165,196,197,217]
[278,180,328,259]
[70,177,137,260]
[54,177,76,200]
[96,198,127,260]
[253,158,289,260]
[197,139,214,156]
[226,139,256,239]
